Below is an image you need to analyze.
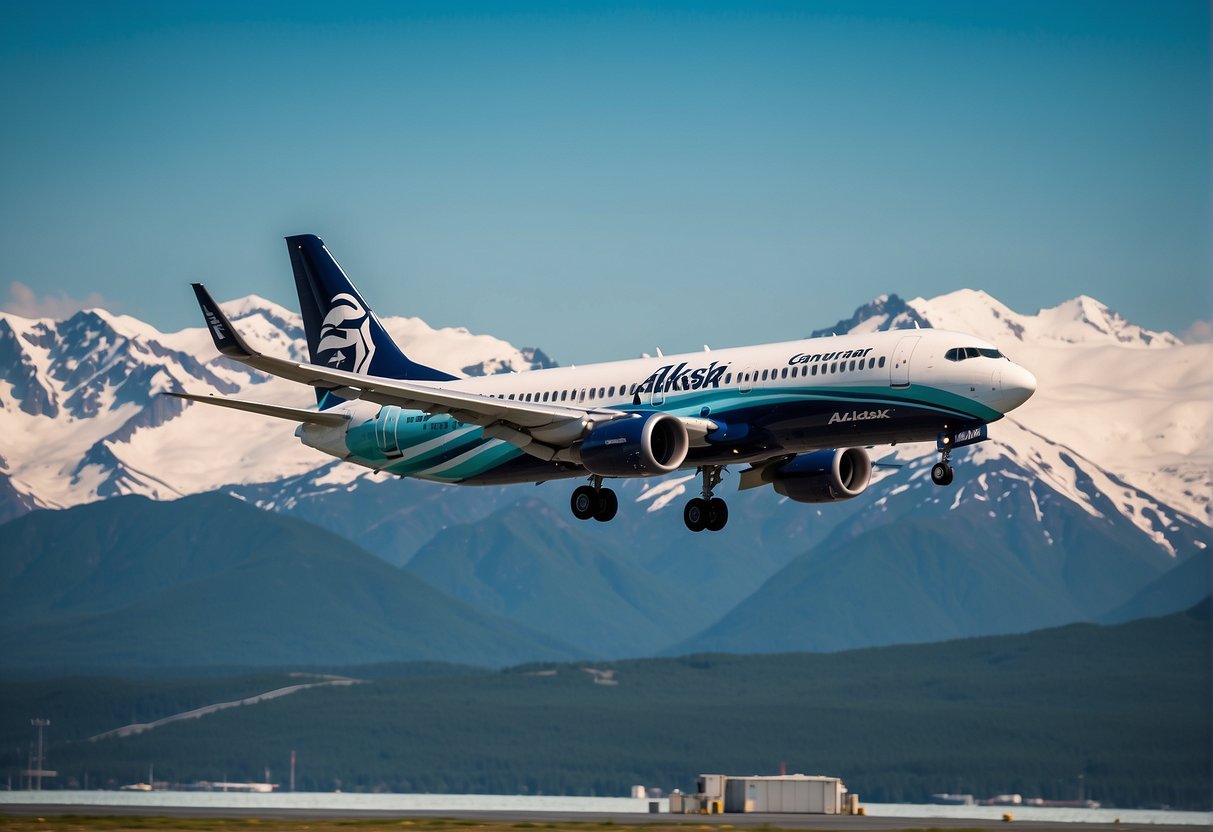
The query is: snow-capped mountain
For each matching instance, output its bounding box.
[0,288,1207,555]
[1,288,1207,659]
[0,298,553,520]
[815,290,1212,527]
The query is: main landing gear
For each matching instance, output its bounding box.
[931,448,955,486]
[684,466,728,532]
[570,475,618,522]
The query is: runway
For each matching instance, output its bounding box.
[0,803,1205,832]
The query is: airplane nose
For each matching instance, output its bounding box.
[1001,363,1037,410]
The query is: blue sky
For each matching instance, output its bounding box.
[1,1,1208,362]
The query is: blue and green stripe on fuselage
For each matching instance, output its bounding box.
[340,380,1001,485]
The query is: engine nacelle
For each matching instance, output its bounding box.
[771,448,872,503]
[579,412,689,477]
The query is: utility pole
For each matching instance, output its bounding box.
[30,719,50,791]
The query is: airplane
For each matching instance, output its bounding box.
[171,234,1037,532]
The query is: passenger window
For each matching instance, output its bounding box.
[850,360,856,371]
[599,387,605,398]
[508,393,515,400]
[608,386,615,397]
[791,366,798,378]
[725,373,732,384]
[869,357,875,369]
[831,363,837,373]
[589,388,596,400]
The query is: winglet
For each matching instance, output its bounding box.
[191,284,256,359]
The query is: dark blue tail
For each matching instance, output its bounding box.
[285,235,455,405]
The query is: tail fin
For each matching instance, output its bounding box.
[285,235,455,406]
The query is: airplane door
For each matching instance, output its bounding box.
[376,406,403,457]
[890,336,920,388]
[650,378,665,406]
[739,367,754,394]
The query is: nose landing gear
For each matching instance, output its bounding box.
[571,475,618,522]
[684,466,728,532]
[931,448,955,486]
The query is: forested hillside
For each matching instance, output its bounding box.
[4,603,1208,809]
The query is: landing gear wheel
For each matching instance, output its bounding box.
[571,485,600,520]
[684,498,708,532]
[593,488,618,522]
[931,461,954,486]
[705,498,729,532]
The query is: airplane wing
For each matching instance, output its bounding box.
[163,391,352,426]
[190,284,628,450]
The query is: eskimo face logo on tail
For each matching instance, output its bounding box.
[317,293,375,374]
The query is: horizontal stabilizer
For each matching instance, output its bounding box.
[163,391,351,426]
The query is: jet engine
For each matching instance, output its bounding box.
[771,447,872,503]
[579,412,689,476]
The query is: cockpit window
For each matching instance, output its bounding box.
[946,346,1005,362]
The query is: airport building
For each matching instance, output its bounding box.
[670,773,855,814]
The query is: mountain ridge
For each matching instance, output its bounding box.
[0,289,1208,660]
[0,492,578,672]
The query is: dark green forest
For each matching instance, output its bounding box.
[2,603,1209,809]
